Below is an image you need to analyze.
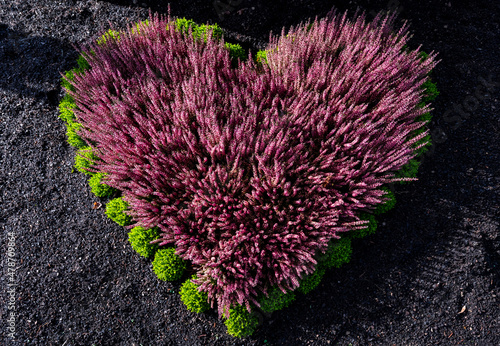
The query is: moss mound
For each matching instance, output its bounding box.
[152,248,186,281]
[180,275,211,313]
[224,304,259,339]
[128,226,160,259]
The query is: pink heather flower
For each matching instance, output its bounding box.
[67,10,437,318]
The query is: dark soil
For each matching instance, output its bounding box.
[1,0,499,345]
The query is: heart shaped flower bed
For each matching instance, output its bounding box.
[60,9,438,338]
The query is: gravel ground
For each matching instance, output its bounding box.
[1,0,499,345]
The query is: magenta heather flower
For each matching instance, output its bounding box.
[67,11,437,318]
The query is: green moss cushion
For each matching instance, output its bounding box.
[88,173,115,197]
[223,304,259,338]
[74,146,98,176]
[105,197,133,226]
[373,188,397,215]
[152,248,186,281]
[348,212,378,239]
[317,237,353,270]
[128,226,160,259]
[257,285,296,313]
[180,275,211,313]
[297,267,326,295]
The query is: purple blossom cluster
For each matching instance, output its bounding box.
[68,11,437,318]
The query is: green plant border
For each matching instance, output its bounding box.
[59,16,438,339]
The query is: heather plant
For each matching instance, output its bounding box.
[180,275,211,313]
[60,7,439,337]
[152,248,186,281]
[128,226,161,258]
